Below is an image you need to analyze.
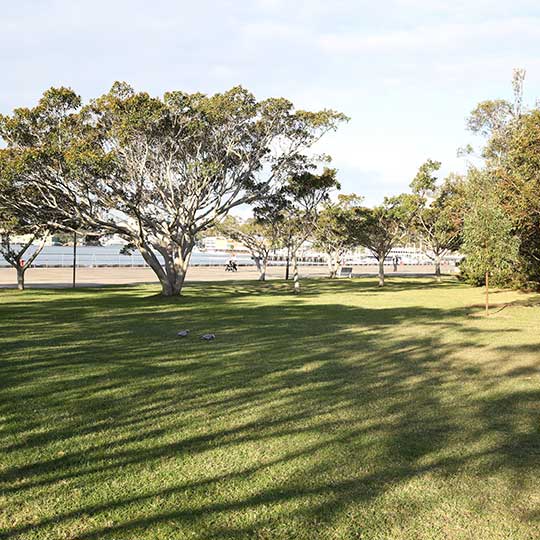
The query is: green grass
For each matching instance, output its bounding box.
[1,277,539,539]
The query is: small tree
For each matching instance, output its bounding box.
[279,212,310,293]
[0,160,55,290]
[410,160,465,281]
[461,170,520,315]
[0,88,97,291]
[218,216,279,280]
[259,168,339,293]
[355,194,416,286]
[467,68,526,162]
[0,217,49,290]
[313,194,364,277]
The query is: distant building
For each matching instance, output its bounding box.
[345,245,462,265]
[4,233,54,246]
[102,234,129,246]
[200,235,248,252]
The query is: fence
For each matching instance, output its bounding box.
[0,249,328,268]
[0,247,460,269]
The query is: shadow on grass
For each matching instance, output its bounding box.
[0,278,539,539]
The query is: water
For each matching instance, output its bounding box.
[0,245,253,267]
[0,245,322,268]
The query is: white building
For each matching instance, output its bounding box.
[200,236,249,253]
[3,233,54,246]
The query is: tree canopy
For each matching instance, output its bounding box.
[0,84,347,295]
[461,169,520,313]
[313,194,364,278]
[354,194,417,286]
[466,68,540,288]
[410,160,465,281]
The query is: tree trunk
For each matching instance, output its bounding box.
[485,270,489,316]
[164,250,191,296]
[434,254,441,283]
[259,258,267,281]
[159,260,189,296]
[334,255,341,278]
[292,254,300,293]
[2,233,48,292]
[378,258,385,287]
[253,256,261,274]
[326,254,337,278]
[326,255,334,278]
[16,266,25,291]
[254,256,267,281]
[140,241,192,297]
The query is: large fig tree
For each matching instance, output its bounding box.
[0,84,346,296]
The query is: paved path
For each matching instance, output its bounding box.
[0,264,449,289]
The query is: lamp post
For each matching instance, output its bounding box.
[72,230,77,288]
[285,240,290,280]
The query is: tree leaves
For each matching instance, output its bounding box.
[0,83,347,295]
[461,169,520,285]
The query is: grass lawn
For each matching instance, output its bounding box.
[1,277,540,539]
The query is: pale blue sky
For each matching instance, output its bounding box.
[2,0,540,205]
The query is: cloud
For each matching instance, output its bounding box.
[2,0,540,206]
[319,17,540,54]
[241,21,306,41]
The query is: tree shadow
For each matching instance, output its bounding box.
[1,280,539,539]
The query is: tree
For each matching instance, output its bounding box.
[218,215,280,280]
[0,87,96,292]
[1,84,347,296]
[355,194,416,287]
[496,109,540,285]
[0,145,57,290]
[259,168,340,292]
[410,160,465,281]
[461,170,520,315]
[313,194,364,277]
[467,68,525,162]
[466,68,540,287]
[0,213,49,290]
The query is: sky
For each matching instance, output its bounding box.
[2,0,540,206]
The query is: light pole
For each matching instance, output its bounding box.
[72,230,77,288]
[285,240,290,280]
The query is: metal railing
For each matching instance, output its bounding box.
[0,251,329,268]
[0,248,460,269]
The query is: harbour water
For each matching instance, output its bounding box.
[0,245,324,268]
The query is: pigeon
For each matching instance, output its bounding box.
[200,333,215,341]
[177,330,190,337]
